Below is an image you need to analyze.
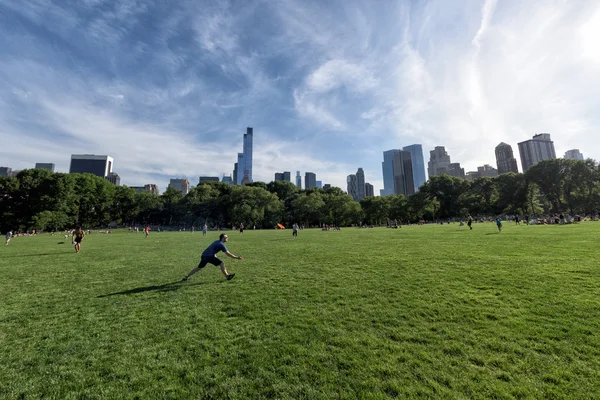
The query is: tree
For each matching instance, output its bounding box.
[360,196,390,225]
[291,192,326,227]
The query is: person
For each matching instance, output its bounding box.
[202,223,208,236]
[182,233,242,281]
[515,215,520,225]
[292,223,299,237]
[496,216,503,232]
[72,226,85,253]
[5,230,12,246]
[524,215,530,225]
[145,226,150,238]
[467,215,473,230]
[239,223,244,234]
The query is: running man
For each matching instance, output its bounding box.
[144,226,150,238]
[292,223,299,237]
[467,215,473,230]
[496,216,503,232]
[72,226,85,253]
[5,230,12,246]
[182,233,242,281]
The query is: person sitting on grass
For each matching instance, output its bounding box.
[183,233,243,282]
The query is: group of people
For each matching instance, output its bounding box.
[465,215,504,232]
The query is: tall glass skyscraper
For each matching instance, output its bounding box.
[381,149,400,196]
[296,171,302,188]
[243,127,253,182]
[402,144,426,192]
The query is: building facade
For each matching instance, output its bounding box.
[564,149,584,160]
[221,175,233,185]
[467,164,498,180]
[495,142,519,174]
[347,174,359,201]
[242,127,253,183]
[69,154,114,177]
[518,133,556,171]
[392,151,415,197]
[305,172,316,189]
[236,153,244,184]
[356,168,365,200]
[365,183,374,197]
[296,171,302,188]
[447,163,465,179]
[427,147,452,178]
[35,163,55,172]
[381,149,400,196]
[130,184,160,195]
[105,172,120,186]
[169,179,190,195]
[199,176,220,184]
[402,144,426,191]
[0,167,12,177]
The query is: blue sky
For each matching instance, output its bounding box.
[2,0,599,193]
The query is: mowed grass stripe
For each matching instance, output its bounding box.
[1,223,600,398]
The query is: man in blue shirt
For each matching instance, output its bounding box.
[182,233,243,281]
[496,217,503,232]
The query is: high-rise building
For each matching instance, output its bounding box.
[518,133,556,171]
[392,151,415,197]
[296,171,302,188]
[403,144,426,191]
[35,163,55,172]
[222,175,233,185]
[69,154,114,177]
[323,184,331,190]
[242,127,253,183]
[495,142,519,174]
[564,149,584,160]
[233,163,238,185]
[428,147,452,178]
[130,184,160,195]
[365,183,374,197]
[283,171,291,182]
[347,174,359,201]
[274,172,284,181]
[105,172,120,186]
[236,153,244,184]
[0,167,12,177]
[381,149,400,196]
[356,168,365,200]
[447,163,465,179]
[305,172,316,189]
[199,176,220,184]
[169,179,190,195]
[316,180,322,189]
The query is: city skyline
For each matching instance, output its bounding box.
[1,1,599,193]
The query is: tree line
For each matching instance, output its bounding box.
[1,158,599,232]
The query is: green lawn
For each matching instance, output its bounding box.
[1,222,600,399]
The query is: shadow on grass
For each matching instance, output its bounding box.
[2,252,65,258]
[485,232,501,235]
[97,280,201,297]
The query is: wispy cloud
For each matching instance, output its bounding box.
[1,0,599,193]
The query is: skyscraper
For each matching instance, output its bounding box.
[356,168,365,200]
[447,163,465,179]
[35,163,55,172]
[0,167,12,177]
[305,172,316,189]
[105,172,121,186]
[392,151,415,197]
[296,171,301,188]
[427,147,451,178]
[199,176,220,183]
[221,175,233,185]
[402,144,426,191]
[316,181,322,189]
[495,142,519,174]
[274,172,284,181]
[347,174,359,201]
[381,149,400,196]
[69,154,114,178]
[518,133,556,171]
[564,149,584,160]
[233,162,238,185]
[365,183,374,197]
[274,171,292,182]
[236,153,244,184]
[242,127,253,182]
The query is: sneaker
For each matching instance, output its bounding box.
[226,274,235,281]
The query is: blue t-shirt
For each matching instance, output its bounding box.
[496,218,502,225]
[202,240,228,257]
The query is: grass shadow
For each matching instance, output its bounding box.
[97,280,201,297]
[2,252,64,258]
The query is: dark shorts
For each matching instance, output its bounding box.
[74,237,83,244]
[199,256,222,269]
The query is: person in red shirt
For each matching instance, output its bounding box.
[144,226,150,238]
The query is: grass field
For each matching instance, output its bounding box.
[2,222,600,399]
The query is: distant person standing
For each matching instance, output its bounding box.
[515,215,520,225]
[467,215,473,230]
[72,226,85,253]
[239,223,244,234]
[496,217,503,232]
[182,233,242,281]
[202,223,208,236]
[5,230,12,246]
[292,223,299,237]
[145,226,150,238]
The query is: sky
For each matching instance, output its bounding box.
[1,0,599,194]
